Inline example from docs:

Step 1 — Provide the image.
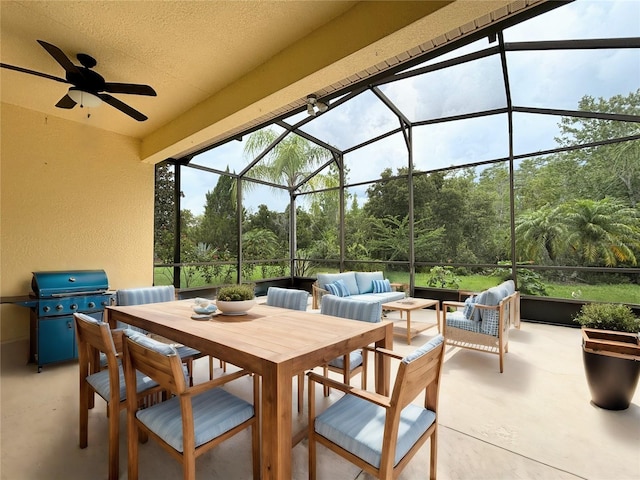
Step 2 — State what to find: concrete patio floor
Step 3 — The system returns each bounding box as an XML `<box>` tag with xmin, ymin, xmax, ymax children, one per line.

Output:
<box><xmin>1</xmin><ymin>305</ymin><xmax>639</xmax><ymax>480</ymax></box>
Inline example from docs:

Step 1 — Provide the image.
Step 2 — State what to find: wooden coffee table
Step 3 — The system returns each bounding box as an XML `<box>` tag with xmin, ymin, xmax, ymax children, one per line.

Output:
<box><xmin>382</xmin><ymin>297</ymin><xmax>440</xmax><ymax>345</ymax></box>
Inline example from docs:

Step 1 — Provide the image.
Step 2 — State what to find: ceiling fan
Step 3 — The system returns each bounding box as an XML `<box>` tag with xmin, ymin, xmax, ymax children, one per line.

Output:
<box><xmin>0</xmin><ymin>40</ymin><xmax>156</xmax><ymax>121</ymax></box>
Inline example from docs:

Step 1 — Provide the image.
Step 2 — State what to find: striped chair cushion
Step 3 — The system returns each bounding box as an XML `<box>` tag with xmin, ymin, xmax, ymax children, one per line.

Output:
<box><xmin>115</xmin><ymin>286</ymin><xmax>176</xmax><ymax>333</ymax></box>
<box><xmin>328</xmin><ymin>350</ymin><xmax>363</xmax><ymax>370</ymax></box>
<box><xmin>266</xmin><ymin>287</ymin><xmax>309</xmax><ymax>311</ymax></box>
<box><xmin>403</xmin><ymin>334</ymin><xmax>444</xmax><ymax>364</ymax></box>
<box><xmin>320</xmin><ymin>296</ymin><xmax>382</xmax><ymax>324</ymax></box>
<box><xmin>118</xmin><ymin>289</ymin><xmax>203</xmax><ymax>363</ymax></box>
<box><xmin>136</xmin><ymin>387</ymin><xmax>254</xmax><ymax>453</ymax></box>
<box><xmin>87</xmin><ymin>365</ymin><xmax>158</xmax><ymax>403</ymax></box>
<box><xmin>116</xmin><ymin>286</ymin><xmax>175</xmax><ymax>306</ymax></box>
<box><xmin>125</xmin><ymin>330</ymin><xmax>178</xmax><ymax>356</ymax></box>
<box><xmin>321</xmin><ymin>296</ymin><xmax>382</xmax><ymax>375</ymax></box>
<box><xmin>315</xmin><ymin>394</ymin><xmax>436</xmax><ymax>468</ymax></box>
<box><xmin>445</xmin><ymin>312</ymin><xmax>483</xmax><ymax>334</ymax></box>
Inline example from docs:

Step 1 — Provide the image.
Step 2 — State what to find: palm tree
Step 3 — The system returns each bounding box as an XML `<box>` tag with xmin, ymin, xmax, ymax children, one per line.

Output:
<box><xmin>515</xmin><ymin>205</ymin><xmax>567</xmax><ymax>264</ymax></box>
<box><xmin>564</xmin><ymin>198</ymin><xmax>640</xmax><ymax>266</ymax></box>
<box><xmin>243</xmin><ymin>128</ymin><xmax>333</xmax><ymax>191</ymax></box>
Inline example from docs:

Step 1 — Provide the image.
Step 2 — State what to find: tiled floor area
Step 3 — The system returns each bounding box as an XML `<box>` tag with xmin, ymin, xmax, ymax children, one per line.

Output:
<box><xmin>1</xmin><ymin>306</ymin><xmax>639</xmax><ymax>480</ymax></box>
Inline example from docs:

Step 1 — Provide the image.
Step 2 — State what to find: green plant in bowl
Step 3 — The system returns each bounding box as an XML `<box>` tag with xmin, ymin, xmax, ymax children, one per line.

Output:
<box><xmin>217</xmin><ymin>284</ymin><xmax>255</xmax><ymax>301</ymax></box>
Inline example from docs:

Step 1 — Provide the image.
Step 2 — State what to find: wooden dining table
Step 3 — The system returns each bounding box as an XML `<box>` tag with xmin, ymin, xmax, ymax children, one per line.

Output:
<box><xmin>106</xmin><ymin>300</ymin><xmax>393</xmax><ymax>480</ymax></box>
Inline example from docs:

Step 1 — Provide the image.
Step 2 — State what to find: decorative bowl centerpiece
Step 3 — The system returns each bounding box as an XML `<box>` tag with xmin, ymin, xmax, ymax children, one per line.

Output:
<box><xmin>191</xmin><ymin>298</ymin><xmax>218</xmax><ymax>315</ymax></box>
<box><xmin>216</xmin><ymin>284</ymin><xmax>256</xmax><ymax>316</ymax></box>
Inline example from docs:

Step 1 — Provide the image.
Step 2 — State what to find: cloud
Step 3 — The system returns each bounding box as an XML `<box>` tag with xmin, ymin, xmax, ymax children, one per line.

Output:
<box><xmin>181</xmin><ymin>0</ymin><xmax>638</xmax><ymax>216</ymax></box>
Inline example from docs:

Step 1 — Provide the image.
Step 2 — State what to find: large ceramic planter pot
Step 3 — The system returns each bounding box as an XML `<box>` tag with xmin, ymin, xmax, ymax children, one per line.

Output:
<box><xmin>582</xmin><ymin>328</ymin><xmax>640</xmax><ymax>410</ymax></box>
<box><xmin>216</xmin><ymin>299</ymin><xmax>256</xmax><ymax>316</ymax></box>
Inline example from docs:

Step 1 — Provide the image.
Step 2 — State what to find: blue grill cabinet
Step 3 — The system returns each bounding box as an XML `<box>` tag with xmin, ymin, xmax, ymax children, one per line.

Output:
<box><xmin>27</xmin><ymin>270</ymin><xmax>113</xmax><ymax>372</ymax></box>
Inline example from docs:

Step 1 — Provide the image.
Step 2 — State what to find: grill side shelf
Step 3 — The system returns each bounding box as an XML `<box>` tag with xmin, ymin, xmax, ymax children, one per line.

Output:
<box><xmin>0</xmin><ymin>296</ymin><xmax>38</xmax><ymax>308</ymax></box>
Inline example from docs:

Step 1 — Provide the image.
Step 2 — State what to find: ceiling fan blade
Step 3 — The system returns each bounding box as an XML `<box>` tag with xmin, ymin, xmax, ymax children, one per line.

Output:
<box><xmin>98</xmin><ymin>93</ymin><xmax>148</xmax><ymax>121</ymax></box>
<box><xmin>37</xmin><ymin>40</ymin><xmax>80</xmax><ymax>75</ymax></box>
<box><xmin>0</xmin><ymin>63</ymin><xmax>69</xmax><ymax>84</ymax></box>
<box><xmin>104</xmin><ymin>82</ymin><xmax>157</xmax><ymax>96</ymax></box>
<box><xmin>55</xmin><ymin>94</ymin><xmax>77</xmax><ymax>109</ymax></box>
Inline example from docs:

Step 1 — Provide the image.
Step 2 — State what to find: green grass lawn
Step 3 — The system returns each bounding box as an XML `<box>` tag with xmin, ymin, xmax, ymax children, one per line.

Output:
<box><xmin>155</xmin><ymin>267</ymin><xmax>639</xmax><ymax>304</ymax></box>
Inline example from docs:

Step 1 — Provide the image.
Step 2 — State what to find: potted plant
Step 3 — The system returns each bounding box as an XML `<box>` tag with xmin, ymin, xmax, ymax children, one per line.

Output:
<box><xmin>575</xmin><ymin>303</ymin><xmax>640</xmax><ymax>410</ymax></box>
<box><xmin>216</xmin><ymin>284</ymin><xmax>256</xmax><ymax>315</ymax></box>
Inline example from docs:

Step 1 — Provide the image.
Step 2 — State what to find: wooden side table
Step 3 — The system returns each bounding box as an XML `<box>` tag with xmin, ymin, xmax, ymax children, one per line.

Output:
<box><xmin>381</xmin><ymin>297</ymin><xmax>440</xmax><ymax>345</ymax></box>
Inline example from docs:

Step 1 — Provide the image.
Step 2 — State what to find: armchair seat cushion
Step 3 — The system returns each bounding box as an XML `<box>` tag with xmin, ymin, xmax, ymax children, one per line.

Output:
<box><xmin>445</xmin><ymin>311</ymin><xmax>483</xmax><ymax>334</ymax></box>
<box><xmin>328</xmin><ymin>350</ymin><xmax>363</xmax><ymax>370</ymax></box>
<box><xmin>315</xmin><ymin>393</ymin><xmax>436</xmax><ymax>469</ymax></box>
<box><xmin>87</xmin><ymin>365</ymin><xmax>158</xmax><ymax>402</ymax></box>
<box><xmin>136</xmin><ymin>386</ymin><xmax>254</xmax><ymax>453</ymax></box>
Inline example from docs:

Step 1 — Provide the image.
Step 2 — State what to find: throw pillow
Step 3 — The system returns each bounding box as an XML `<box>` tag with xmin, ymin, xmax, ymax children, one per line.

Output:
<box><xmin>462</xmin><ymin>296</ymin><xmax>477</xmax><ymax>320</ymax></box>
<box><xmin>372</xmin><ymin>279</ymin><xmax>392</xmax><ymax>293</ymax></box>
<box><xmin>325</xmin><ymin>283</ymin><xmax>340</xmax><ymax>296</ymax></box>
<box><xmin>326</xmin><ymin>280</ymin><xmax>350</xmax><ymax>297</ymax></box>
<box><xmin>334</xmin><ymin>279</ymin><xmax>351</xmax><ymax>297</ymax></box>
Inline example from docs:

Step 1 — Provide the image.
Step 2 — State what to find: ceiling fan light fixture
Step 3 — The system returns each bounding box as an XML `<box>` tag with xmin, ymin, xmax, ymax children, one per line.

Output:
<box><xmin>68</xmin><ymin>87</ymin><xmax>102</xmax><ymax>107</ymax></box>
<box><xmin>306</xmin><ymin>103</ymin><xmax>316</xmax><ymax>116</ymax></box>
<box><xmin>306</xmin><ymin>94</ymin><xmax>328</xmax><ymax>116</ymax></box>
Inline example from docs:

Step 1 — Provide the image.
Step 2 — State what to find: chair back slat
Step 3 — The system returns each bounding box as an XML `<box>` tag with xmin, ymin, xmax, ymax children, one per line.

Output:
<box><xmin>74</xmin><ymin>313</ymin><xmax>119</xmax><ymax>372</ymax></box>
<box><xmin>124</xmin><ymin>334</ymin><xmax>187</xmax><ymax>395</ymax></box>
<box><xmin>390</xmin><ymin>336</ymin><xmax>445</xmax><ymax>412</ymax></box>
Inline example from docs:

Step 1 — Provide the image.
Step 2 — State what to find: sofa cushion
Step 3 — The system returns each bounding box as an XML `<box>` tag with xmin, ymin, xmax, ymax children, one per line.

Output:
<box><xmin>317</xmin><ymin>272</ymin><xmax>359</xmax><ymax>296</ymax></box>
<box><xmin>372</xmin><ymin>279</ymin><xmax>392</xmax><ymax>293</ymax></box>
<box><xmin>355</xmin><ymin>292</ymin><xmax>404</xmax><ymax>304</ymax></box>
<box><xmin>354</xmin><ymin>271</ymin><xmax>384</xmax><ymax>294</ymax></box>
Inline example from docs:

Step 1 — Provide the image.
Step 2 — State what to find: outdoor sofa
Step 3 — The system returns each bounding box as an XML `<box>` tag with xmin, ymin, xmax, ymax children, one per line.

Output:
<box><xmin>312</xmin><ymin>271</ymin><xmax>404</xmax><ymax>309</ymax></box>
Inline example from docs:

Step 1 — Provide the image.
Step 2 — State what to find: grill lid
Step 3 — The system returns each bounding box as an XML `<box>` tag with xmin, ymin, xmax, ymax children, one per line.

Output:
<box><xmin>31</xmin><ymin>270</ymin><xmax>109</xmax><ymax>298</ymax></box>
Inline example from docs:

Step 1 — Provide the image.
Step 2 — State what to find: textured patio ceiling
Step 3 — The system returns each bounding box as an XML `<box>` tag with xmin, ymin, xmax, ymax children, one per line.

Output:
<box><xmin>0</xmin><ymin>0</ymin><xmax>554</xmax><ymax>163</ymax></box>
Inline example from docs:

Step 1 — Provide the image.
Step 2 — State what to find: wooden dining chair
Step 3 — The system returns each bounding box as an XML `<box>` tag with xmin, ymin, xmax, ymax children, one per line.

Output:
<box><xmin>123</xmin><ymin>330</ymin><xmax>260</xmax><ymax>480</ymax></box>
<box><xmin>74</xmin><ymin>312</ymin><xmax>164</xmax><ymax>480</ymax></box>
<box><xmin>308</xmin><ymin>334</ymin><xmax>445</xmax><ymax>480</ymax></box>
<box><xmin>265</xmin><ymin>286</ymin><xmax>310</xmax><ymax>412</ymax></box>
<box><xmin>319</xmin><ymin>295</ymin><xmax>383</xmax><ymax>396</ymax></box>
<box><xmin>116</xmin><ymin>286</ymin><xmax>209</xmax><ymax>385</ymax></box>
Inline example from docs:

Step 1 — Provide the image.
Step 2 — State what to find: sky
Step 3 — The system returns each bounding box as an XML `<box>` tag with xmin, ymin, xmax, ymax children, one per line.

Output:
<box><xmin>181</xmin><ymin>0</ymin><xmax>640</xmax><ymax>217</ymax></box>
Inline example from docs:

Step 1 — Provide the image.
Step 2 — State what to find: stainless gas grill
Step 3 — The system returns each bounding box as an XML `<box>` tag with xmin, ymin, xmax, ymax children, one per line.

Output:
<box><xmin>26</xmin><ymin>270</ymin><xmax>113</xmax><ymax>372</ymax></box>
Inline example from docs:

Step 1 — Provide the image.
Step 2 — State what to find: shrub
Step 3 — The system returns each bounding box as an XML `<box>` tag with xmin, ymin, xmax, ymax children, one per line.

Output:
<box><xmin>574</xmin><ymin>303</ymin><xmax>640</xmax><ymax>333</ymax></box>
<box><xmin>426</xmin><ymin>266</ymin><xmax>460</xmax><ymax>289</ymax></box>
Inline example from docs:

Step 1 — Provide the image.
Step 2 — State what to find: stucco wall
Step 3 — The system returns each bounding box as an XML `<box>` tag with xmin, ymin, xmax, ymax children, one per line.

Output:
<box><xmin>0</xmin><ymin>104</ymin><xmax>155</xmax><ymax>342</ymax></box>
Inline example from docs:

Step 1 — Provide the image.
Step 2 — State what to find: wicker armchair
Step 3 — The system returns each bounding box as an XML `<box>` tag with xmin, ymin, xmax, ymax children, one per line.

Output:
<box><xmin>442</xmin><ymin>280</ymin><xmax>520</xmax><ymax>373</ymax></box>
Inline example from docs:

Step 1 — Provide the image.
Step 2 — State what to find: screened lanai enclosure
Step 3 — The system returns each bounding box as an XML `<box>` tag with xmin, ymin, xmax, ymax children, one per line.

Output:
<box><xmin>154</xmin><ymin>0</ymin><xmax>640</xmax><ymax>322</ymax></box>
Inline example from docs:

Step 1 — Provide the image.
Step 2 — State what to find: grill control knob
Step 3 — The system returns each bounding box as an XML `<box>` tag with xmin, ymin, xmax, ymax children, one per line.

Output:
<box><xmin>43</xmin><ymin>306</ymin><xmax>50</xmax><ymax>313</ymax></box>
<box><xmin>55</xmin><ymin>304</ymin><xmax>63</xmax><ymax>311</ymax></box>
<box><xmin>88</xmin><ymin>302</ymin><xmax>96</xmax><ymax>309</ymax></box>
<box><xmin>70</xmin><ymin>304</ymin><xmax>78</xmax><ymax>310</ymax></box>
